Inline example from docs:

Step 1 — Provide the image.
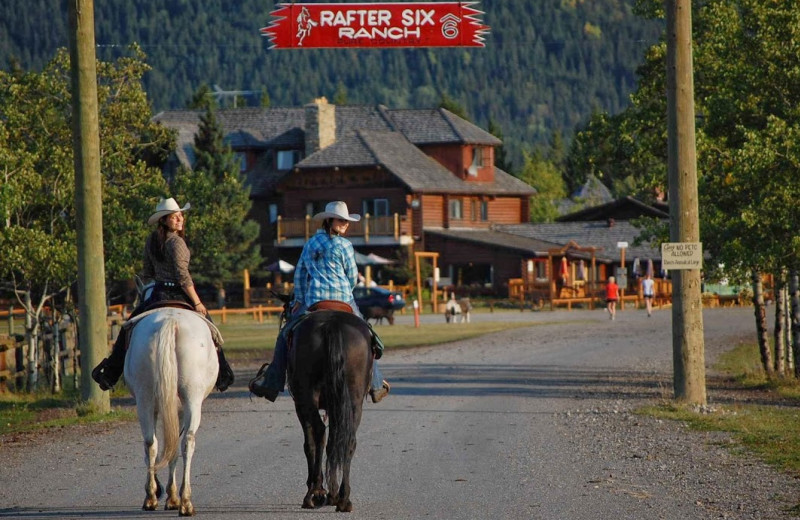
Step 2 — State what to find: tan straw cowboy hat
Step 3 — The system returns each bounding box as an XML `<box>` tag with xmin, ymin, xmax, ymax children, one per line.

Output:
<box><xmin>312</xmin><ymin>201</ymin><xmax>361</xmax><ymax>222</ymax></box>
<box><xmin>148</xmin><ymin>197</ymin><xmax>191</xmax><ymax>225</ymax></box>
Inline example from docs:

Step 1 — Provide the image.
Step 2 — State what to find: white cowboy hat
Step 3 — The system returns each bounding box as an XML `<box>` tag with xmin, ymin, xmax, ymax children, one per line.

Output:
<box><xmin>148</xmin><ymin>197</ymin><xmax>191</xmax><ymax>225</ymax></box>
<box><xmin>312</xmin><ymin>201</ymin><xmax>361</xmax><ymax>222</ymax></box>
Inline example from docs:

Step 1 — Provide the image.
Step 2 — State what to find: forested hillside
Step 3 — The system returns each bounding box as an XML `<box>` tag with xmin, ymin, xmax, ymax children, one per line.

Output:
<box><xmin>0</xmin><ymin>0</ymin><xmax>662</xmax><ymax>171</ymax></box>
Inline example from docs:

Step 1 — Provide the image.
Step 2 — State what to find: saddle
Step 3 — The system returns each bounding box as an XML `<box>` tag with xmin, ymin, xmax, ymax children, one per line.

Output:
<box><xmin>308</xmin><ymin>300</ymin><xmax>354</xmax><ymax>313</ymax></box>
<box><xmin>143</xmin><ymin>299</ymin><xmax>195</xmax><ymax>313</ymax></box>
<box><xmin>285</xmin><ymin>300</ymin><xmax>383</xmax><ymax>359</ymax></box>
<box><xmin>123</xmin><ymin>304</ymin><xmax>224</xmax><ymax>346</ymax></box>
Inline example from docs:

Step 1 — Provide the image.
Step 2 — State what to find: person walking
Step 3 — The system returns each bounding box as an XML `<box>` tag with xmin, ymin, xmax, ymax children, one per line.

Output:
<box><xmin>642</xmin><ymin>273</ymin><xmax>655</xmax><ymax>317</ymax></box>
<box><xmin>605</xmin><ymin>275</ymin><xmax>620</xmax><ymax>320</ymax></box>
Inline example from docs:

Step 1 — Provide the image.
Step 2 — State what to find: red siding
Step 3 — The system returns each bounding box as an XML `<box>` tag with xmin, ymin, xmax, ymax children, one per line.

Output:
<box><xmin>420</xmin><ymin>144</ymin><xmax>495</xmax><ymax>182</ymax></box>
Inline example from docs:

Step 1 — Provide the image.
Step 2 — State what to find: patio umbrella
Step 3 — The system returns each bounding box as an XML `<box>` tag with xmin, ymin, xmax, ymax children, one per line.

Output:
<box><xmin>266</xmin><ymin>259</ymin><xmax>295</xmax><ymax>273</ymax></box>
<box><xmin>560</xmin><ymin>256</ymin><xmax>569</xmax><ymax>281</ymax></box>
<box><xmin>353</xmin><ymin>252</ymin><xmax>372</xmax><ymax>266</ymax></box>
<box><xmin>646</xmin><ymin>258</ymin><xmax>654</xmax><ymax>278</ymax></box>
<box><xmin>632</xmin><ymin>257</ymin><xmax>641</xmax><ymax>277</ymax></box>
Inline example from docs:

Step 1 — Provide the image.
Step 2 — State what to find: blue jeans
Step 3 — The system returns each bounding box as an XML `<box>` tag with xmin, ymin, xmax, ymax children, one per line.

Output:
<box><xmin>264</xmin><ymin>304</ymin><xmax>386</xmax><ymax>394</ymax></box>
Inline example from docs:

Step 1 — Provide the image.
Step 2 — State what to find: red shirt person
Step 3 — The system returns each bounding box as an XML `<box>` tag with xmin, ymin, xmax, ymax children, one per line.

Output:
<box><xmin>606</xmin><ymin>276</ymin><xmax>620</xmax><ymax>320</ymax></box>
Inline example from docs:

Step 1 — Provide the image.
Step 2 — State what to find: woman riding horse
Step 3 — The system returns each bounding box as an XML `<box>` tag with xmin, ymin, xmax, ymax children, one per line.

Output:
<box><xmin>91</xmin><ymin>197</ymin><xmax>234</xmax><ymax>392</ymax></box>
<box><xmin>249</xmin><ymin>201</ymin><xmax>390</xmax><ymax>403</ymax></box>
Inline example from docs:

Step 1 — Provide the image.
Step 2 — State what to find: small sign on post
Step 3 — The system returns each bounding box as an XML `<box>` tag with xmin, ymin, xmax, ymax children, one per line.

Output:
<box><xmin>661</xmin><ymin>242</ymin><xmax>703</xmax><ymax>270</ymax></box>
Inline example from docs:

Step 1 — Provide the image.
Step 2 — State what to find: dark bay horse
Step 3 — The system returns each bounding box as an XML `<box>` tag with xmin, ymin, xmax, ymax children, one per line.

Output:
<box><xmin>282</xmin><ymin>301</ymin><xmax>373</xmax><ymax>512</ymax></box>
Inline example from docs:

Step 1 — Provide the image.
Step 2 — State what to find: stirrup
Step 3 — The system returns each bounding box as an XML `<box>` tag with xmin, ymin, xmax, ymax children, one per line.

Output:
<box><xmin>249</xmin><ymin>363</ymin><xmax>279</xmax><ymax>402</ymax></box>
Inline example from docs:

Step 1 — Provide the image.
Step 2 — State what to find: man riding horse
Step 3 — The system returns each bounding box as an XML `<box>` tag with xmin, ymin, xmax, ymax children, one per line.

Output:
<box><xmin>249</xmin><ymin>201</ymin><xmax>390</xmax><ymax>403</ymax></box>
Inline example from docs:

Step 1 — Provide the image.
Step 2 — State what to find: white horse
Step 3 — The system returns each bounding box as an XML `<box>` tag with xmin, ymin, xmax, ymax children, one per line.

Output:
<box><xmin>124</xmin><ymin>307</ymin><xmax>218</xmax><ymax>516</ymax></box>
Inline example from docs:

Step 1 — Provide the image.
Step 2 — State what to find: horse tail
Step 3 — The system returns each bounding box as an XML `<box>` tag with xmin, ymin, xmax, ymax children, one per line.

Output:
<box><xmin>323</xmin><ymin>320</ymin><xmax>355</xmax><ymax>480</ymax></box>
<box><xmin>154</xmin><ymin>316</ymin><xmax>180</xmax><ymax>469</ymax></box>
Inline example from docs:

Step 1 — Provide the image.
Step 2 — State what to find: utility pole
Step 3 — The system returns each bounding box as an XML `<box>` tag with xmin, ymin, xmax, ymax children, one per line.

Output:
<box><xmin>68</xmin><ymin>0</ymin><xmax>109</xmax><ymax>412</ymax></box>
<box><xmin>665</xmin><ymin>0</ymin><xmax>706</xmax><ymax>405</ymax></box>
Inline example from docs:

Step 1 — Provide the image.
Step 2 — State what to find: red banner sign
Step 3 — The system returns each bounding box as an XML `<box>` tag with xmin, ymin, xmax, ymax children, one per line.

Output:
<box><xmin>262</xmin><ymin>2</ymin><xmax>489</xmax><ymax>49</ymax></box>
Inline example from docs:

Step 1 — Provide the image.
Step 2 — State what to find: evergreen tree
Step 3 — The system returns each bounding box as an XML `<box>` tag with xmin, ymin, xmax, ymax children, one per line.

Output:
<box><xmin>488</xmin><ymin>119</ymin><xmax>514</xmax><ymax>174</ymax></box>
<box><xmin>259</xmin><ymin>87</ymin><xmax>271</xmax><ymax>108</ymax></box>
<box><xmin>171</xmin><ymin>106</ymin><xmax>261</xmax><ymax>295</ymax></box>
<box><xmin>439</xmin><ymin>93</ymin><xmax>468</xmax><ymax>120</ymax></box>
<box><xmin>187</xmin><ymin>83</ymin><xmax>217</xmax><ymax>110</ymax></box>
<box><xmin>333</xmin><ymin>81</ymin><xmax>348</xmax><ymax>105</ymax></box>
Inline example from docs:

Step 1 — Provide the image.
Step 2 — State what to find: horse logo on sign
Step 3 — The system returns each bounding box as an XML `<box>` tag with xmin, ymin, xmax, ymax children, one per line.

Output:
<box><xmin>296</xmin><ymin>6</ymin><xmax>318</xmax><ymax>46</ymax></box>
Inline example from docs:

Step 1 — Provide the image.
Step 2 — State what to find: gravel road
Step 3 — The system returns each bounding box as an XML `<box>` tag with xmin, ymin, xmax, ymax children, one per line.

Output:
<box><xmin>1</xmin><ymin>306</ymin><xmax>797</xmax><ymax>520</ymax></box>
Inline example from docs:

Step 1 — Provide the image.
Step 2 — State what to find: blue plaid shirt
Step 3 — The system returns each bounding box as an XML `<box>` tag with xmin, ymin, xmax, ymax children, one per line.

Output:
<box><xmin>293</xmin><ymin>229</ymin><xmax>358</xmax><ymax>311</ymax></box>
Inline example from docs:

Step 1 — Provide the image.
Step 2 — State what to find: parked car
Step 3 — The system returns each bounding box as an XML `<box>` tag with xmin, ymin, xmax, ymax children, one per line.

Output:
<box><xmin>353</xmin><ymin>286</ymin><xmax>406</xmax><ymax>325</ymax></box>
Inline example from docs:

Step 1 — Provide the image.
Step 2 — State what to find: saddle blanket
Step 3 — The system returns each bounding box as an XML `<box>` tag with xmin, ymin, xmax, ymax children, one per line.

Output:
<box><xmin>123</xmin><ymin>307</ymin><xmax>224</xmax><ymax>346</ymax></box>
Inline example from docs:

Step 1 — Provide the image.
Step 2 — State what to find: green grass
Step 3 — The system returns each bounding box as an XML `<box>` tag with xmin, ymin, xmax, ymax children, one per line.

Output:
<box><xmin>216</xmin><ymin>312</ymin><xmax>542</xmax><ymax>364</ymax></box>
<box><xmin>639</xmin><ymin>402</ymin><xmax>800</xmax><ymax>476</ymax></box>
<box><xmin>1</xmin><ymin>315</ymin><xmax>541</xmax><ymax>434</ymax></box>
<box><xmin>0</xmin><ymin>385</ymin><xmax>135</xmax><ymax>437</ymax></box>
<box><xmin>639</xmin><ymin>340</ymin><xmax>800</xmax><ymax>478</ymax></box>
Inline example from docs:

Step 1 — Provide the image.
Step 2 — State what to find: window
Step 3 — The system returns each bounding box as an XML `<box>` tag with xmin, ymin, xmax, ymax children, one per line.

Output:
<box><xmin>449</xmin><ymin>199</ymin><xmax>463</xmax><ymax>219</ymax></box>
<box><xmin>535</xmin><ymin>261</ymin><xmax>547</xmax><ymax>281</ymax></box>
<box><xmin>269</xmin><ymin>203</ymin><xmax>278</xmax><ymax>224</ymax></box>
<box><xmin>468</xmin><ymin>146</ymin><xmax>484</xmax><ymax>176</ymax></box>
<box><xmin>234</xmin><ymin>152</ymin><xmax>247</xmax><ymax>172</ymax></box>
<box><xmin>362</xmin><ymin>198</ymin><xmax>389</xmax><ymax>217</ymax></box>
<box><xmin>471</xmin><ymin>200</ymin><xmax>489</xmax><ymax>221</ymax></box>
<box><xmin>277</xmin><ymin>150</ymin><xmax>301</xmax><ymax>170</ymax></box>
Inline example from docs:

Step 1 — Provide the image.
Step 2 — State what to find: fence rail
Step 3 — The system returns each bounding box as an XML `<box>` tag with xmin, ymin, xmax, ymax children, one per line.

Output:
<box><xmin>0</xmin><ymin>302</ymin><xmax>288</xmax><ymax>393</ymax></box>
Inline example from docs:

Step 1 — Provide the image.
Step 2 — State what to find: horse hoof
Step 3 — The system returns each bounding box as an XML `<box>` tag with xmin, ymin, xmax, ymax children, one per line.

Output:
<box><xmin>179</xmin><ymin>503</ymin><xmax>195</xmax><ymax>516</ymax></box>
<box><xmin>142</xmin><ymin>498</ymin><xmax>158</xmax><ymax>511</ymax></box>
<box><xmin>336</xmin><ymin>500</ymin><xmax>353</xmax><ymax>512</ymax></box>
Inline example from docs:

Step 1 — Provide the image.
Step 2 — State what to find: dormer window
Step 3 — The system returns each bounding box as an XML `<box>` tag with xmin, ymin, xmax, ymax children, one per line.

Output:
<box><xmin>468</xmin><ymin>146</ymin><xmax>484</xmax><ymax>176</ymax></box>
<box><xmin>234</xmin><ymin>152</ymin><xmax>247</xmax><ymax>172</ymax></box>
<box><xmin>277</xmin><ymin>149</ymin><xmax>301</xmax><ymax>170</ymax></box>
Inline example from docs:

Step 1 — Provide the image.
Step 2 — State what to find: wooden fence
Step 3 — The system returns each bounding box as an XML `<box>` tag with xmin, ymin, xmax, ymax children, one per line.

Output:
<box><xmin>0</xmin><ymin>312</ymin><xmax>124</xmax><ymax>393</ymax></box>
<box><xmin>0</xmin><ymin>302</ymin><xmax>287</xmax><ymax>392</ymax></box>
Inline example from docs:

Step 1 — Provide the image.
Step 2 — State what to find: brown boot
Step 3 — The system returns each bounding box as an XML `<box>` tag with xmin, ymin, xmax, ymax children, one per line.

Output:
<box><xmin>369</xmin><ymin>380</ymin><xmax>391</xmax><ymax>403</ymax></box>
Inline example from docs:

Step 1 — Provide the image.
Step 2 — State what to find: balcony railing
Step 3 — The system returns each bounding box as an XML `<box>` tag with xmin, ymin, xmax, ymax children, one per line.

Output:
<box><xmin>276</xmin><ymin>213</ymin><xmax>402</xmax><ymax>243</ymax></box>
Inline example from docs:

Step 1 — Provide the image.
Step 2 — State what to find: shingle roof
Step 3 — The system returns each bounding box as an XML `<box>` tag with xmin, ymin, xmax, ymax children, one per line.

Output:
<box><xmin>386</xmin><ymin>108</ymin><xmax>502</xmax><ymax>145</ymax></box>
<box><xmin>496</xmin><ymin>220</ymin><xmax>663</xmax><ymax>262</ymax></box>
<box><xmin>153</xmin><ymin>105</ymin><xmax>503</xmax><ymax>158</ymax></box>
<box><xmin>425</xmin><ymin>229</ymin><xmax>562</xmax><ymax>257</ymax></box>
<box><xmin>557</xmin><ymin>196</ymin><xmax>669</xmax><ymax>222</ymax></box>
<box><xmin>154</xmin><ymin>104</ymin><xmax>525</xmax><ymax>197</ymax></box>
<box><xmin>297</xmin><ymin>130</ymin><xmax>534</xmax><ymax>196</ymax></box>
